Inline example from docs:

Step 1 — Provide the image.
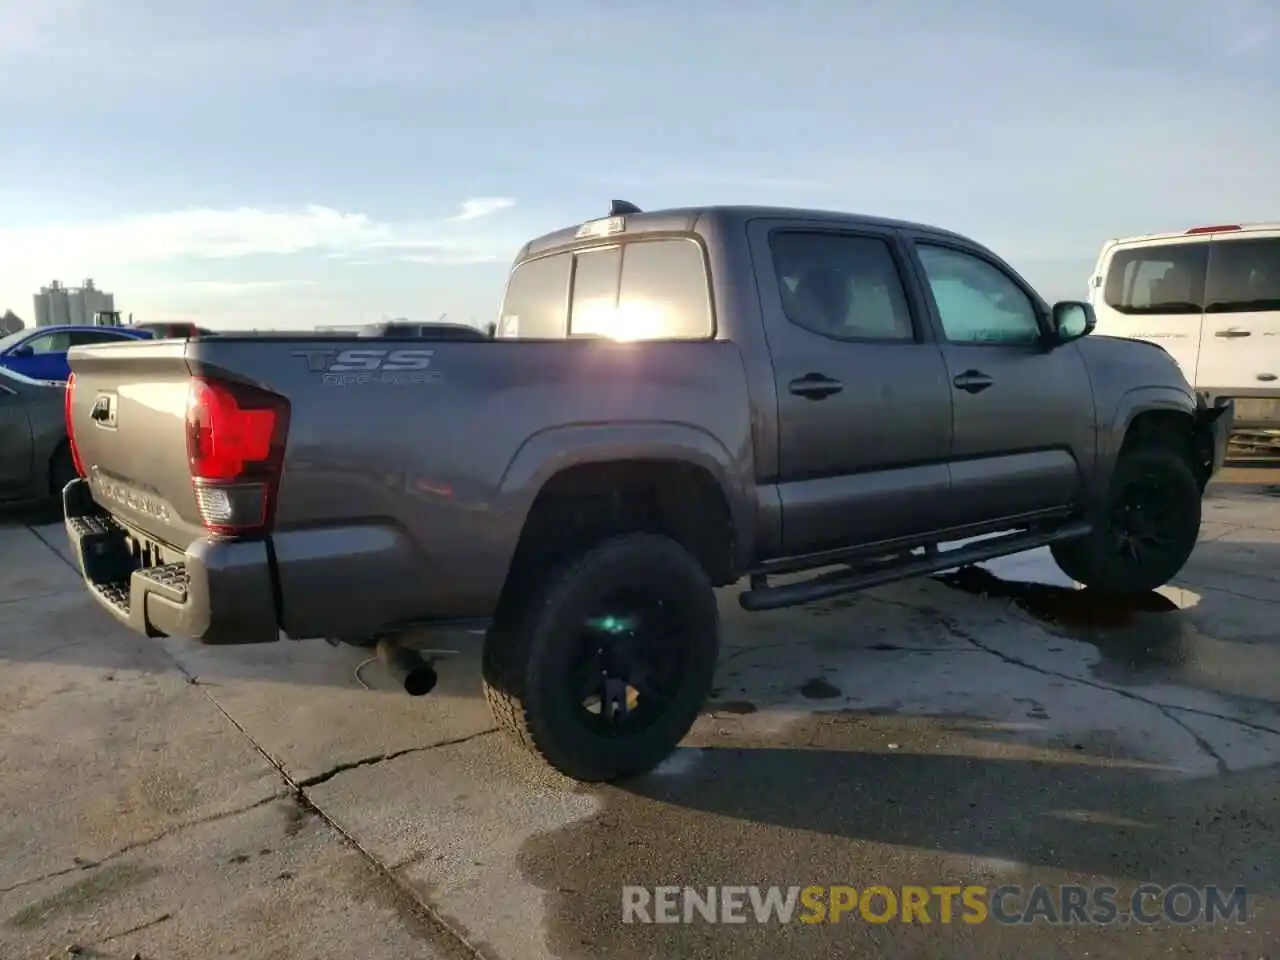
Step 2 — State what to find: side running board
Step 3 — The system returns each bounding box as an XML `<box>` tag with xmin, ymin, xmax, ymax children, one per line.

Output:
<box><xmin>739</xmin><ymin>521</ymin><xmax>1092</xmax><ymax>612</ymax></box>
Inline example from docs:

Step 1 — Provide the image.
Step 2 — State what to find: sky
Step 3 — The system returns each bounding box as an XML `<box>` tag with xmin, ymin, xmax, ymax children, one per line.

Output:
<box><xmin>1</xmin><ymin>0</ymin><xmax>1277</xmax><ymax>330</ymax></box>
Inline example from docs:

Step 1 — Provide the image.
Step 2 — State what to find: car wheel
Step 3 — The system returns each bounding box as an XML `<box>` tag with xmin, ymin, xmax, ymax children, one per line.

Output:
<box><xmin>482</xmin><ymin>533</ymin><xmax>719</xmax><ymax>783</ymax></box>
<box><xmin>1050</xmin><ymin>445</ymin><xmax>1202</xmax><ymax>595</ymax></box>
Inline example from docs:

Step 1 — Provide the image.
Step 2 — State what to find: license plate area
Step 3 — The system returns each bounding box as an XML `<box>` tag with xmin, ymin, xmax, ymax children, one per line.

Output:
<box><xmin>124</xmin><ymin>532</ymin><xmax>168</xmax><ymax>570</ymax></box>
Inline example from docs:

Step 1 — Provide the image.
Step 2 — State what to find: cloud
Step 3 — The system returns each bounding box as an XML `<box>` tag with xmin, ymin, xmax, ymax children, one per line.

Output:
<box><xmin>0</xmin><ymin>198</ymin><xmax>520</xmax><ymax>278</ymax></box>
<box><xmin>450</xmin><ymin>197</ymin><xmax>516</xmax><ymax>221</ymax></box>
<box><xmin>143</xmin><ymin>279</ymin><xmax>317</xmax><ymax>297</ymax></box>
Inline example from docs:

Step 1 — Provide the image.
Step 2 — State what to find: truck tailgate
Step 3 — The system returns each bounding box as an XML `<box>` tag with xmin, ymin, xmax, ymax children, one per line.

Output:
<box><xmin>67</xmin><ymin>339</ymin><xmax>209</xmax><ymax>551</ymax></box>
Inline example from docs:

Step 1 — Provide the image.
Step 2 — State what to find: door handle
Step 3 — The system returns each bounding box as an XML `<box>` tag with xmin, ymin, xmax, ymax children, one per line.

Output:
<box><xmin>1215</xmin><ymin>329</ymin><xmax>1251</xmax><ymax>338</ymax></box>
<box><xmin>952</xmin><ymin>370</ymin><xmax>994</xmax><ymax>394</ymax></box>
<box><xmin>788</xmin><ymin>373</ymin><xmax>843</xmax><ymax>399</ymax></box>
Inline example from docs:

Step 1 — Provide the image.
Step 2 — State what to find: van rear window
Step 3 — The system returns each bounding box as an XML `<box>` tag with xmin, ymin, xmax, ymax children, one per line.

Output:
<box><xmin>1103</xmin><ymin>242</ymin><xmax>1207</xmax><ymax>314</ymax></box>
<box><xmin>498</xmin><ymin>238</ymin><xmax>713</xmax><ymax>340</ymax></box>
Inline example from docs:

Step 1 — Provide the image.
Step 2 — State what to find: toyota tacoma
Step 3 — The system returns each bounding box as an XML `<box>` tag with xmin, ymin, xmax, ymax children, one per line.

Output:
<box><xmin>61</xmin><ymin>201</ymin><xmax>1233</xmax><ymax>782</ymax></box>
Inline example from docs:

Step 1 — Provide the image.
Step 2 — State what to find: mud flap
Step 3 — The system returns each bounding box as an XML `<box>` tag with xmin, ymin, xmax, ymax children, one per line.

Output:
<box><xmin>1193</xmin><ymin>399</ymin><xmax>1234</xmax><ymax>489</ymax></box>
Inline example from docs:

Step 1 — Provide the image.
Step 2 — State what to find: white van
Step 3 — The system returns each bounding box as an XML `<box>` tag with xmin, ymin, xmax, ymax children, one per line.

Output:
<box><xmin>1089</xmin><ymin>223</ymin><xmax>1280</xmax><ymax>439</ymax></box>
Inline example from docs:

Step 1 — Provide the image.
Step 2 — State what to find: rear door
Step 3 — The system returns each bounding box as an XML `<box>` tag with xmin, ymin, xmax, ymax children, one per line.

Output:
<box><xmin>1091</xmin><ymin>238</ymin><xmax>1209</xmax><ymax>385</ymax></box>
<box><xmin>747</xmin><ymin>220</ymin><xmax>954</xmax><ymax>554</ymax></box>
<box><xmin>903</xmin><ymin>235</ymin><xmax>1096</xmax><ymax>527</ymax></box>
<box><xmin>1197</xmin><ymin>231</ymin><xmax>1280</xmax><ymax>425</ymax></box>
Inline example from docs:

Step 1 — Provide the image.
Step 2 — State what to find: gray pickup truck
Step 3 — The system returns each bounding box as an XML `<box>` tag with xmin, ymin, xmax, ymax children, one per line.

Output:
<box><xmin>62</xmin><ymin>202</ymin><xmax>1233</xmax><ymax>783</ymax></box>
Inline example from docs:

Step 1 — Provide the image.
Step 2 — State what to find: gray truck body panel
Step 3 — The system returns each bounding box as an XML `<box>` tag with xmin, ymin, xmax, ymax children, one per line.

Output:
<box><xmin>62</xmin><ymin>205</ymin><xmax>1231</xmax><ymax>645</ymax></box>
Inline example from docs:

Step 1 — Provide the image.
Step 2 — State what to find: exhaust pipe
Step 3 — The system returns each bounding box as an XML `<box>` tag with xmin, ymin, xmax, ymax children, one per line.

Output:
<box><xmin>375</xmin><ymin>636</ymin><xmax>438</xmax><ymax>696</ymax></box>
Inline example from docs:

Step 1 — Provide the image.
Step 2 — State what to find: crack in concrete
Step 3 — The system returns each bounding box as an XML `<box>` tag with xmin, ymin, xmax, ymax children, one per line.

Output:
<box><xmin>185</xmin><ymin>674</ymin><xmax>494</xmax><ymax>960</ymax></box>
<box><xmin>937</xmin><ymin>615</ymin><xmax>1280</xmax><ymax>740</ymax></box>
<box><xmin>0</xmin><ymin>792</ymin><xmax>288</xmax><ymax>896</ymax></box>
<box><xmin>296</xmin><ymin>730</ymin><xmax>500</xmax><ymax>789</ymax></box>
<box><xmin>1156</xmin><ymin>705</ymin><xmax>1231</xmax><ymax>776</ymax></box>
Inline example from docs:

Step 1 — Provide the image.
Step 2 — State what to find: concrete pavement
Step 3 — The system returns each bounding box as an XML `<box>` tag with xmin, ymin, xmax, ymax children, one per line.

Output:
<box><xmin>2</xmin><ymin>481</ymin><xmax>1277</xmax><ymax>958</ymax></box>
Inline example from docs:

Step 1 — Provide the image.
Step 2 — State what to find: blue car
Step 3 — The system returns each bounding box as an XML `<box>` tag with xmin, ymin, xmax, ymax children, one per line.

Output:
<box><xmin>0</xmin><ymin>324</ymin><xmax>153</xmax><ymax>382</ymax></box>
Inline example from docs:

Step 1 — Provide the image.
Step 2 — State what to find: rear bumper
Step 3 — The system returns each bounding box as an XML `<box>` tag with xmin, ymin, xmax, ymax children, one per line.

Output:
<box><xmin>63</xmin><ymin>478</ymin><xmax>280</xmax><ymax>644</ymax></box>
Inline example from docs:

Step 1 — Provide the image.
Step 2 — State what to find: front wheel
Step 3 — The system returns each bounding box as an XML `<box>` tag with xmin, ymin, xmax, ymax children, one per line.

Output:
<box><xmin>1051</xmin><ymin>445</ymin><xmax>1202</xmax><ymax>595</ymax></box>
<box><xmin>482</xmin><ymin>533</ymin><xmax>720</xmax><ymax>783</ymax></box>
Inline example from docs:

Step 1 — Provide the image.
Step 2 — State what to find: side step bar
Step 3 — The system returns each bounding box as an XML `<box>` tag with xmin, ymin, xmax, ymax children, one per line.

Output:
<box><xmin>739</xmin><ymin>521</ymin><xmax>1092</xmax><ymax>612</ymax></box>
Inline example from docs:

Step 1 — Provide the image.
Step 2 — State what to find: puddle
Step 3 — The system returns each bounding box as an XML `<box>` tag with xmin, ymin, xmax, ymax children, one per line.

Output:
<box><xmin>935</xmin><ymin>564</ymin><xmax>1198</xmax><ymax>678</ymax></box>
<box><xmin>936</xmin><ymin>565</ymin><xmax>1179</xmax><ymax>628</ymax></box>
<box><xmin>800</xmin><ymin>677</ymin><xmax>842</xmax><ymax>700</ymax></box>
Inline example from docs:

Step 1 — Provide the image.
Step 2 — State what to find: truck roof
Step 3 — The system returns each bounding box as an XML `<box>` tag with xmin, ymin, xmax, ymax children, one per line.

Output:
<box><xmin>515</xmin><ymin>204</ymin><xmax>972</xmax><ymax>262</ymax></box>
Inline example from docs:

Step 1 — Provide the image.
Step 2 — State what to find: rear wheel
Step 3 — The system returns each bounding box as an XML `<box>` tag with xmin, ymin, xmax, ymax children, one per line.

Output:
<box><xmin>1051</xmin><ymin>445</ymin><xmax>1202</xmax><ymax>595</ymax></box>
<box><xmin>482</xmin><ymin>533</ymin><xmax>719</xmax><ymax>782</ymax></box>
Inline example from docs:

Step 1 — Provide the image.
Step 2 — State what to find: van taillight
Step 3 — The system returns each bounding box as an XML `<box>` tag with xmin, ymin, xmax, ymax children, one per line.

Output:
<box><xmin>64</xmin><ymin>373</ymin><xmax>86</xmax><ymax>477</ymax></box>
<box><xmin>186</xmin><ymin>377</ymin><xmax>290</xmax><ymax>536</ymax></box>
<box><xmin>1186</xmin><ymin>224</ymin><xmax>1241</xmax><ymax>234</ymax></box>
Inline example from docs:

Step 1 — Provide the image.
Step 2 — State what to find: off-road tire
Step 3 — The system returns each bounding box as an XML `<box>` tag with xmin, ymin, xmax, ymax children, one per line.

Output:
<box><xmin>1050</xmin><ymin>445</ymin><xmax>1201</xmax><ymax>595</ymax></box>
<box><xmin>482</xmin><ymin>533</ymin><xmax>719</xmax><ymax>782</ymax></box>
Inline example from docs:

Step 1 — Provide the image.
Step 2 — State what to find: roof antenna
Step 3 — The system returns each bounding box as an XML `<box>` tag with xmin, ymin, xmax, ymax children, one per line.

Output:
<box><xmin>609</xmin><ymin>199</ymin><xmax>642</xmax><ymax>216</ymax></box>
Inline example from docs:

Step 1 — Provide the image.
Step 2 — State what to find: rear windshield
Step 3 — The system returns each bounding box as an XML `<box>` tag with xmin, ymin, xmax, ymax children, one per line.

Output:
<box><xmin>497</xmin><ymin>237</ymin><xmax>713</xmax><ymax>340</ymax></box>
<box><xmin>1102</xmin><ymin>235</ymin><xmax>1280</xmax><ymax>315</ymax></box>
<box><xmin>1102</xmin><ymin>242</ymin><xmax>1207</xmax><ymax>314</ymax></box>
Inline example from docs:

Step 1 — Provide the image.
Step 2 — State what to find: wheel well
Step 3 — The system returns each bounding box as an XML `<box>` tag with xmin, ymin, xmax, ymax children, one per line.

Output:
<box><xmin>496</xmin><ymin>459</ymin><xmax>737</xmax><ymax>619</ymax></box>
<box><xmin>1120</xmin><ymin>409</ymin><xmax>1209</xmax><ymax>487</ymax></box>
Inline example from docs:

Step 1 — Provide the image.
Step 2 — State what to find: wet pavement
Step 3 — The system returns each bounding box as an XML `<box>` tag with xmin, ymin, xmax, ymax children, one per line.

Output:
<box><xmin>1</xmin><ymin>478</ymin><xmax>1278</xmax><ymax>958</ymax></box>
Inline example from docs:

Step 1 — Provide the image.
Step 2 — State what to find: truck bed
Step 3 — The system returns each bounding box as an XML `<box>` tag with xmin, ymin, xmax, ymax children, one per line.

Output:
<box><xmin>63</xmin><ymin>334</ymin><xmax>755</xmax><ymax>642</ymax></box>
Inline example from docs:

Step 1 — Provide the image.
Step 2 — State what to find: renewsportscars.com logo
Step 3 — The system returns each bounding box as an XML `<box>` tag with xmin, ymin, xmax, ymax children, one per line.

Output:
<box><xmin>621</xmin><ymin>884</ymin><xmax>1249</xmax><ymax>926</ymax></box>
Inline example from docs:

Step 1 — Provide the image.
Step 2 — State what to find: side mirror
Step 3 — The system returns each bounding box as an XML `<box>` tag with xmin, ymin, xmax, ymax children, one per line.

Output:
<box><xmin>10</xmin><ymin>344</ymin><xmax>33</xmax><ymax>358</ymax></box>
<box><xmin>1050</xmin><ymin>301</ymin><xmax>1095</xmax><ymax>344</ymax></box>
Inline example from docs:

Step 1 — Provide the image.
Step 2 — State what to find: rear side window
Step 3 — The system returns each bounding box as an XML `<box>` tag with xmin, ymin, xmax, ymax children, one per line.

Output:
<box><xmin>1103</xmin><ymin>243</ymin><xmax>1207</xmax><ymax>315</ymax></box>
<box><xmin>615</xmin><ymin>239</ymin><xmax>713</xmax><ymax>339</ymax></box>
<box><xmin>500</xmin><ymin>238</ymin><xmax>713</xmax><ymax>340</ymax></box>
<box><xmin>1205</xmin><ymin>237</ymin><xmax>1280</xmax><ymax>313</ymax></box>
<box><xmin>770</xmin><ymin>231</ymin><xmax>915</xmax><ymax>341</ymax></box>
<box><xmin>498</xmin><ymin>252</ymin><xmax>571</xmax><ymax>338</ymax></box>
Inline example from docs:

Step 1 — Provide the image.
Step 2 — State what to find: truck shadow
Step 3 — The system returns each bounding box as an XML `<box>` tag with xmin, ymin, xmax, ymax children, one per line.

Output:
<box><xmin>520</xmin><ymin>732</ymin><xmax>1279</xmax><ymax>960</ymax></box>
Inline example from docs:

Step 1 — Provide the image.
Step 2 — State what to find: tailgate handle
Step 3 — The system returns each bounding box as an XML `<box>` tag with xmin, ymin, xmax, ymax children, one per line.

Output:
<box><xmin>1215</xmin><ymin>329</ymin><xmax>1251</xmax><ymax>338</ymax></box>
<box><xmin>90</xmin><ymin>397</ymin><xmax>112</xmax><ymax>422</ymax></box>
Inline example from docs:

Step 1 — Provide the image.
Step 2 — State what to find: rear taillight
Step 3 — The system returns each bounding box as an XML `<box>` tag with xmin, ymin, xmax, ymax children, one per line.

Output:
<box><xmin>1185</xmin><ymin>224</ymin><xmax>1241</xmax><ymax>235</ymax></box>
<box><xmin>64</xmin><ymin>373</ymin><xmax>86</xmax><ymax>478</ymax></box>
<box><xmin>186</xmin><ymin>377</ymin><xmax>290</xmax><ymax>536</ymax></box>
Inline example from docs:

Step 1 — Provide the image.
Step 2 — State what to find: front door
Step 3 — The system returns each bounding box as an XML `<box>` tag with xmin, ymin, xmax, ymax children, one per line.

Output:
<box><xmin>7</xmin><ymin>331</ymin><xmax>71</xmax><ymax>381</ymax></box>
<box><xmin>749</xmin><ymin>221</ymin><xmax>954</xmax><ymax>555</ymax></box>
<box><xmin>905</xmin><ymin>238</ymin><xmax>1096</xmax><ymax>528</ymax></box>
